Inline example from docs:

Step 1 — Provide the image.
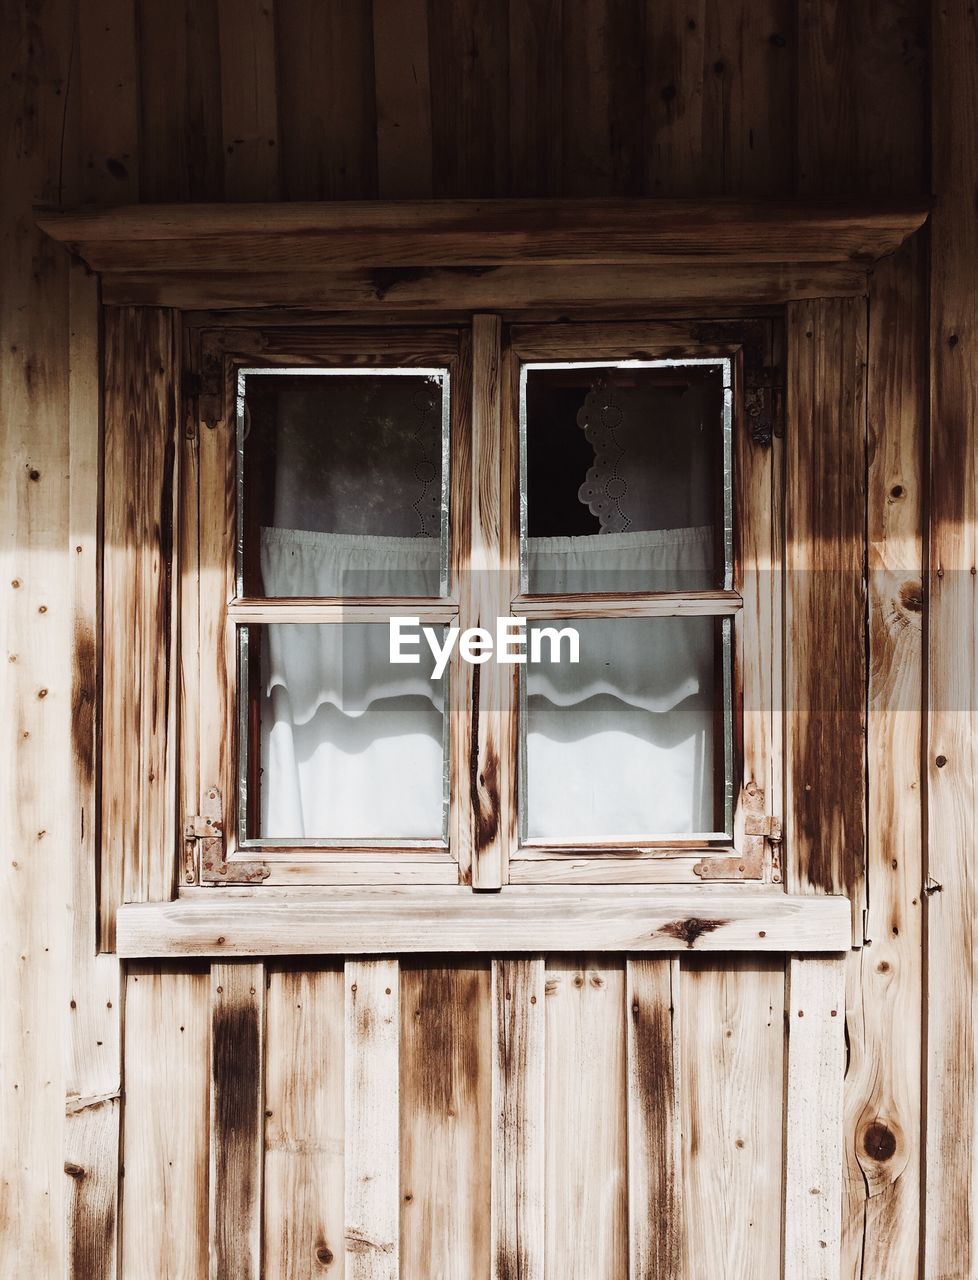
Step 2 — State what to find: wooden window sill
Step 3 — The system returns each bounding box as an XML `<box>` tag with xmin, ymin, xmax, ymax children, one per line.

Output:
<box><xmin>116</xmin><ymin>885</ymin><xmax>850</xmax><ymax>958</ymax></box>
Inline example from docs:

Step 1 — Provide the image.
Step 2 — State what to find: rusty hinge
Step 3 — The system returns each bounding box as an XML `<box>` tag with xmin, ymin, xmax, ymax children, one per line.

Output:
<box><xmin>693</xmin><ymin>809</ymin><xmax>783</xmax><ymax>883</ymax></box>
<box><xmin>185</xmin><ymin>786</ymin><xmax>270</xmax><ymax>885</ymax></box>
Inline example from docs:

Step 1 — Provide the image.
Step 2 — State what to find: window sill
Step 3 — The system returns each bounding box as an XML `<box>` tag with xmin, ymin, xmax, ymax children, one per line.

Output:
<box><xmin>116</xmin><ymin>885</ymin><xmax>850</xmax><ymax>958</ymax></box>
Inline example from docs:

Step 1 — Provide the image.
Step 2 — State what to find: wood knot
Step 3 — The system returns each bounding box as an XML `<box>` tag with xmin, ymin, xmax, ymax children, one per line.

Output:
<box><xmin>661</xmin><ymin>917</ymin><xmax>724</xmax><ymax>947</ymax></box>
<box><xmin>899</xmin><ymin>580</ymin><xmax>923</xmax><ymax>613</ymax></box>
<box><xmin>64</xmin><ymin>1162</ymin><xmax>85</xmax><ymax>1179</ymax></box>
<box><xmin>862</xmin><ymin>1121</ymin><xmax>897</xmax><ymax>1162</ymax></box>
<box><xmin>315</xmin><ymin>1244</ymin><xmax>334</xmax><ymax>1265</ymax></box>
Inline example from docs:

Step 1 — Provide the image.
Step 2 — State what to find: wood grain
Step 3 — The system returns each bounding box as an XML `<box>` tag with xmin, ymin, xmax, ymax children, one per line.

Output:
<box><xmin>491</xmin><ymin>958</ymin><xmax>545</xmax><ymax>1280</ymax></box>
<box><xmin>136</xmin><ymin>0</ymin><xmax>224</xmax><ymax>200</ymax></box>
<box><xmin>784</xmin><ymin>956</ymin><xmax>847</xmax><ymax>1280</ymax></box>
<box><xmin>264</xmin><ymin>966</ymin><xmax>346</xmax><ymax>1280</ymax></box>
<box><xmin>99</xmin><ymin>261</ymin><xmax>869</xmax><ymax>311</ymax></box>
<box><xmin>121</xmin><ymin>966</ymin><xmax>210</xmax><ymax>1279</ymax></box>
<box><xmin>101</xmin><ymin>306</ymin><xmax>181</xmax><ymax>947</ymax></box>
<box><xmin>926</xmin><ymin>1</ymin><xmax>978</xmax><ymax>1273</ymax></box>
<box><xmin>626</xmin><ymin>957</ymin><xmax>683</xmax><ymax>1280</ymax></box>
<box><xmin>795</xmin><ymin>4</ymin><xmax>929</xmax><ymax>1274</ymax></box>
<box><xmin>0</xmin><ymin>8</ymin><xmax>78</xmax><ymax>1275</ymax></box>
<box><xmin>560</xmin><ymin>0</ymin><xmax>643</xmax><ymax>196</ymax></box>
<box><xmin>842</xmin><ymin>238</ymin><xmax>924</xmax><ymax>1279</ymax></box>
<box><xmin>37</xmin><ymin>199</ymin><xmax>929</xmax><ymax>272</ymax></box>
<box><xmin>428</xmin><ymin>0</ymin><xmax>510</xmax><ymax>197</ymax></box>
<box><xmin>544</xmin><ymin>959</ymin><xmax>627</xmax><ymax>1279</ymax></box>
<box><xmin>210</xmin><ymin>962</ymin><xmax>265</xmax><ymax>1280</ymax></box>
<box><xmin>77</xmin><ymin>0</ymin><xmax>140</xmax><ymax>201</ymax></box>
<box><xmin>785</xmin><ymin>297</ymin><xmax>868</xmax><ymax>935</ymax></box>
<box><xmin>274</xmin><ymin>0</ymin><xmax>377</xmax><ymax>199</ymax></box>
<box><xmin>462</xmin><ymin>314</ymin><xmax>509</xmax><ymax>888</ymax></box>
<box><xmin>116</xmin><ymin>887</ymin><xmax>853</xmax><ymax>957</ymax></box>
<box><xmin>65</xmin><ymin>266</ymin><xmax>122</xmax><ymax>1280</ymax></box>
<box><xmin>372</xmin><ymin>0</ymin><xmax>433</xmax><ymax>198</ymax></box>
<box><xmin>507</xmin><ymin>0</ymin><xmax>562</xmax><ymax>197</ymax></box>
<box><xmin>345</xmin><ymin>959</ymin><xmax>400</xmax><ymax>1278</ymax></box>
<box><xmin>216</xmin><ymin>0</ymin><xmax>280</xmax><ymax>201</ymax></box>
<box><xmin>400</xmin><ymin>964</ymin><xmax>492</xmax><ymax>1278</ymax></box>
<box><xmin>680</xmin><ymin>957</ymin><xmax>784</xmax><ymax>1278</ymax></box>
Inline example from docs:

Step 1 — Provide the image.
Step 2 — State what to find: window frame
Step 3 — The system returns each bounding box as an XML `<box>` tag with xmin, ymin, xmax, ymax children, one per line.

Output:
<box><xmin>183</xmin><ymin>313</ymin><xmax>782</xmax><ymax>890</ymax></box>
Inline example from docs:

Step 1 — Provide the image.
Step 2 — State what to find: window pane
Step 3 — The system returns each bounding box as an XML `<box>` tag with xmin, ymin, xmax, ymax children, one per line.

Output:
<box><xmin>238</xmin><ymin>369</ymin><xmax>450</xmax><ymax>597</ymax></box>
<box><xmin>522</xmin><ymin>616</ymin><xmax>732</xmax><ymax>840</ymax></box>
<box><xmin>240</xmin><ymin>623</ymin><xmax>447</xmax><ymax>842</ymax></box>
<box><xmin>520</xmin><ymin>361</ymin><xmax>730</xmax><ymax>593</ymax></box>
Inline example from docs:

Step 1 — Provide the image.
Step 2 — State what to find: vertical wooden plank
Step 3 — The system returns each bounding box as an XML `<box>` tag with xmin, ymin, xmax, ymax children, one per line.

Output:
<box><xmin>400</xmin><ymin>964</ymin><xmax>492</xmax><ymax>1279</ymax></box>
<box><xmin>122</xmin><ymin>965</ymin><xmax>210</xmax><ymax>1280</ymax></box>
<box><xmin>210</xmin><ymin>962</ymin><xmax>265</xmax><ymax>1280</ymax></box>
<box><xmin>372</xmin><ymin>0</ymin><xmax>433</xmax><ymax>198</ymax></box>
<box><xmin>642</xmin><ymin>0</ymin><xmax>707</xmax><ymax>196</ymax></box>
<box><xmin>77</xmin><ymin>0</ymin><xmax>140</xmax><ymax>201</ymax></box>
<box><xmin>733</xmin><ymin>318</ymin><xmax>782</xmax><ymax>880</ymax></box>
<box><xmin>544</xmin><ymin>960</ymin><xmax>627</xmax><ymax>1280</ymax></box>
<box><xmin>785</xmin><ymin>296</ymin><xmax>868</xmax><ymax>936</ymax></box>
<box><xmin>65</xmin><ymin>264</ymin><xmax>123</xmax><ymax>1280</ymax></box>
<box><xmin>491</xmin><ymin>958</ymin><xmax>545</xmax><ymax>1280</ymax></box>
<box><xmin>462</xmin><ymin>314</ymin><xmax>510</xmax><ymax>889</ymax></box>
<box><xmin>560</xmin><ymin>0</ymin><xmax>644</xmax><ymax>196</ymax></box>
<box><xmin>275</xmin><ymin>0</ymin><xmax>378</xmax><ymax>199</ymax></box>
<box><xmin>101</xmin><ymin>307</ymin><xmax>180</xmax><ymax>947</ymax></box>
<box><xmin>705</xmin><ymin>0</ymin><xmax>795</xmax><ymax>196</ymax></box>
<box><xmin>216</xmin><ymin>0</ymin><xmax>280</xmax><ymax>201</ymax></box>
<box><xmin>345</xmin><ymin>959</ymin><xmax>400</xmax><ymax>1279</ymax></box>
<box><xmin>926</xmin><ymin>1</ymin><xmax>978</xmax><ymax>1274</ymax></box>
<box><xmin>643</xmin><ymin>1</ymin><xmax>795</xmax><ymax>197</ymax></box>
<box><xmin>841</xmin><ymin>237</ymin><xmax>924</xmax><ymax>1280</ymax></box>
<box><xmin>179</xmin><ymin>327</ymin><xmax>202</xmax><ymax>887</ymax></box>
<box><xmin>136</xmin><ymin>0</ymin><xmax>224</xmax><ymax>200</ymax></box>
<box><xmin>196</xmin><ymin>332</ymin><xmax>238</xmax><ymax>859</ymax></box>
<box><xmin>795</xmin><ymin>8</ymin><xmax>928</xmax><ymax>1277</ymax></box>
<box><xmin>264</xmin><ymin>966</ymin><xmax>346</xmax><ymax>1280</ymax></box>
<box><xmin>796</xmin><ymin>1</ymin><xmax>927</xmax><ymax>200</ymax></box>
<box><xmin>507</xmin><ymin>0</ymin><xmax>562</xmax><ymax>197</ymax></box>
<box><xmin>626</xmin><ymin>957</ymin><xmax>683</xmax><ymax>1280</ymax></box>
<box><xmin>0</xmin><ymin>7</ymin><xmax>75</xmax><ymax>1272</ymax></box>
<box><xmin>679</xmin><ymin>958</ymin><xmax>784</xmax><ymax>1279</ymax></box>
<box><xmin>427</xmin><ymin>0</ymin><xmax>510</xmax><ymax>197</ymax></box>
<box><xmin>784</xmin><ymin>956</ymin><xmax>847</xmax><ymax>1280</ymax></box>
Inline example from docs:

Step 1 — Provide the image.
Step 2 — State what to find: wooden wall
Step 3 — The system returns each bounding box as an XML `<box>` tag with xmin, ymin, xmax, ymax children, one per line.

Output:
<box><xmin>4</xmin><ymin>0</ymin><xmax>976</xmax><ymax>1277</ymax></box>
<box><xmin>119</xmin><ymin>954</ymin><xmax>821</xmax><ymax>1280</ymax></box>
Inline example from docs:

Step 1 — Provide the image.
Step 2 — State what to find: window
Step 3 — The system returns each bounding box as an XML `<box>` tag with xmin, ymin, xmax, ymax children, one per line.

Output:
<box><xmin>186</xmin><ymin>316</ymin><xmax>781</xmax><ymax>889</ymax></box>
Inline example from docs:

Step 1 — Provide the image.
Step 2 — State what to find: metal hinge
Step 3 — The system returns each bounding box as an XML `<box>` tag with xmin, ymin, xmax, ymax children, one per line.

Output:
<box><xmin>694</xmin><ymin>806</ymin><xmax>783</xmax><ymax>883</ymax></box>
<box><xmin>747</xmin><ymin>813</ymin><xmax>783</xmax><ymax>884</ymax></box>
<box><xmin>185</xmin><ymin>786</ymin><xmax>270</xmax><ymax>885</ymax></box>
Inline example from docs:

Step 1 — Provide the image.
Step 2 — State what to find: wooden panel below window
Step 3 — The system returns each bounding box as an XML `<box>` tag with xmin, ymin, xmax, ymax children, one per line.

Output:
<box><xmin>116</xmin><ymin>952</ymin><xmax>844</xmax><ymax>1278</ymax></box>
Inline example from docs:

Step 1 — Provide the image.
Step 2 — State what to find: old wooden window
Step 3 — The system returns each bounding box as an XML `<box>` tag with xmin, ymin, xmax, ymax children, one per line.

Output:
<box><xmin>186</xmin><ymin>315</ymin><xmax>781</xmax><ymax>889</ymax></box>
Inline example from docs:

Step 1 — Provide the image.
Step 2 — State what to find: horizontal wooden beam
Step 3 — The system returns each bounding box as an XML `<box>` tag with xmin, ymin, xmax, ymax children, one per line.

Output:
<box><xmin>37</xmin><ymin>198</ymin><xmax>927</xmax><ymax>272</ymax></box>
<box><xmin>229</xmin><ymin>599</ymin><xmax>458</xmax><ymax>625</ymax></box>
<box><xmin>96</xmin><ymin>262</ymin><xmax>869</xmax><ymax>311</ymax></box>
<box><xmin>116</xmin><ymin>887</ymin><xmax>851</xmax><ymax>957</ymax></box>
<box><xmin>512</xmin><ymin>591</ymin><xmax>741</xmax><ymax>619</ymax></box>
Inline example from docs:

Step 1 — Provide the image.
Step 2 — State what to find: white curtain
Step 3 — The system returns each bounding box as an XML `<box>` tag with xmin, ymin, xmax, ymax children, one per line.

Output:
<box><xmin>258</xmin><ymin>525</ymin><xmax>717</xmax><ymax>841</ymax></box>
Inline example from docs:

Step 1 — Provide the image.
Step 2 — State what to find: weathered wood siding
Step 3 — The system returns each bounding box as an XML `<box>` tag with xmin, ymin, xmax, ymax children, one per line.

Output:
<box><xmin>113</xmin><ymin>956</ymin><xmax>834</xmax><ymax>1279</ymax></box>
<box><xmin>5</xmin><ymin>2</ymin><xmax>974</xmax><ymax>1279</ymax></box>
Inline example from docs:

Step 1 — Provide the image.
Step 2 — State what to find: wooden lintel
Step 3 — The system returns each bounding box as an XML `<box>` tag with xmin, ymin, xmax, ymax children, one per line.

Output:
<box><xmin>116</xmin><ymin>887</ymin><xmax>851</xmax><ymax>957</ymax></box>
<box><xmin>36</xmin><ymin>199</ymin><xmax>927</xmax><ymax>275</ymax></box>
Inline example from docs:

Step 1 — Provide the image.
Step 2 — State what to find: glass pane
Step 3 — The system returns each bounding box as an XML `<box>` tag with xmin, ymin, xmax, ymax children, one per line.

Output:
<box><xmin>521</xmin><ymin>616</ymin><xmax>732</xmax><ymax>840</ymax></box>
<box><xmin>240</xmin><ymin>623</ymin><xmax>447</xmax><ymax>842</ymax></box>
<box><xmin>520</xmin><ymin>360</ymin><xmax>731</xmax><ymax>593</ymax></box>
<box><xmin>238</xmin><ymin>369</ymin><xmax>450</xmax><ymax>598</ymax></box>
